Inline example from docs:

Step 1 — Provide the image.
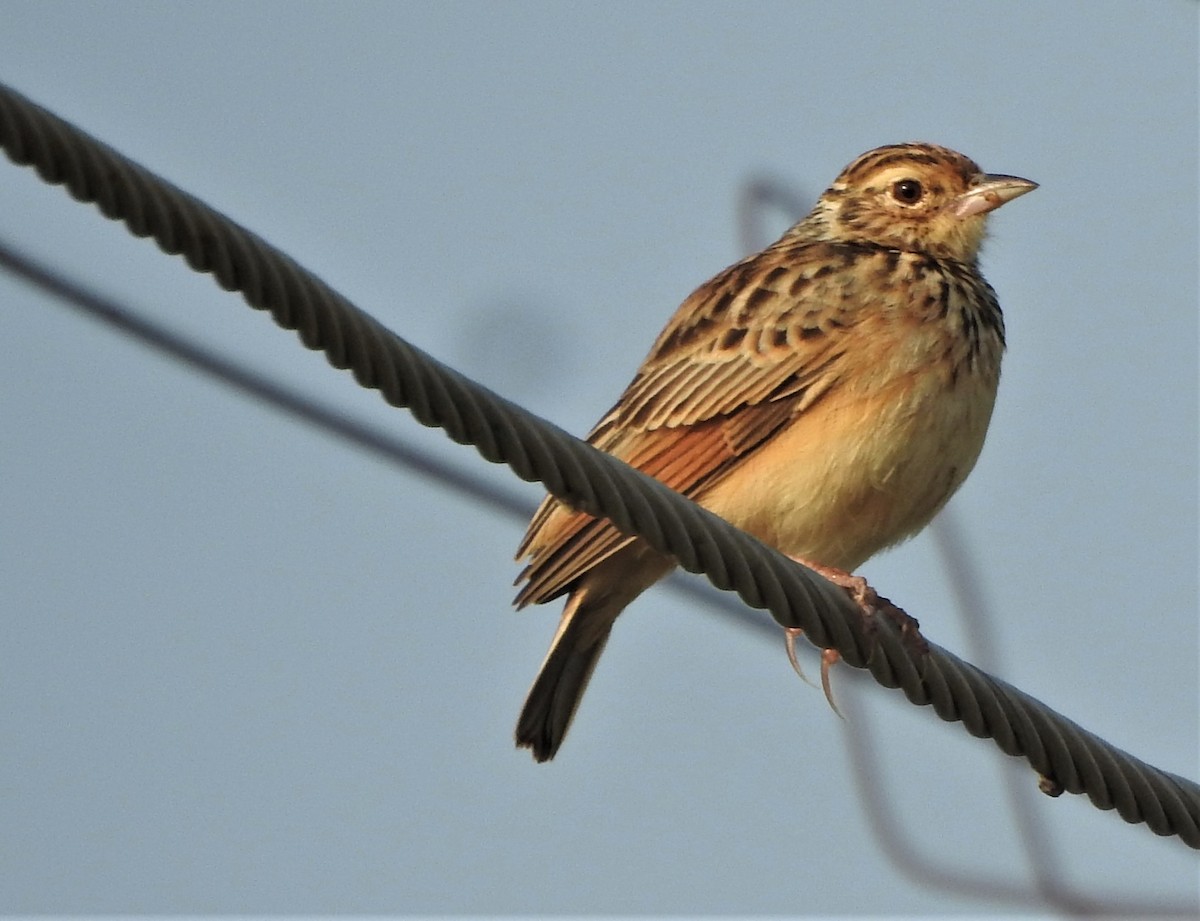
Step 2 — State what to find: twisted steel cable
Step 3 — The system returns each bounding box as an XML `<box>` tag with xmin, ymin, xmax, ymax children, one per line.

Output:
<box><xmin>1</xmin><ymin>81</ymin><xmax>1196</xmax><ymax>847</ymax></box>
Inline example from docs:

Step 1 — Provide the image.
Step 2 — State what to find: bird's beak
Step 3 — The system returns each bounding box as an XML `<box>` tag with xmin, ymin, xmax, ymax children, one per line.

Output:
<box><xmin>950</xmin><ymin>173</ymin><xmax>1038</xmax><ymax>218</ymax></box>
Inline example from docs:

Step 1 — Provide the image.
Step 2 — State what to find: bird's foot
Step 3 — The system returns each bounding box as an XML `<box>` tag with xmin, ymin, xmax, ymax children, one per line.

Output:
<box><xmin>783</xmin><ymin>626</ymin><xmax>817</xmax><ymax>688</ymax></box>
<box><xmin>794</xmin><ymin>559</ymin><xmax>878</xmax><ymax>608</ymax></box>
<box><xmin>794</xmin><ymin>557</ymin><xmax>927</xmax><ymax>654</ymax></box>
<box><xmin>873</xmin><ymin>594</ymin><xmax>928</xmax><ymax>656</ymax></box>
<box><xmin>782</xmin><ymin>626</ymin><xmax>845</xmax><ymax>719</ymax></box>
<box><xmin>781</xmin><ymin>559</ymin><xmax>930</xmax><ymax>715</ymax></box>
<box><xmin>780</xmin><ymin>558</ymin><xmax>866</xmax><ymax>718</ymax></box>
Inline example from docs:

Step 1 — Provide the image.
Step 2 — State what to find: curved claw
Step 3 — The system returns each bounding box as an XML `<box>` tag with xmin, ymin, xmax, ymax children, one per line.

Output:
<box><xmin>784</xmin><ymin>627</ymin><xmax>845</xmax><ymax>721</ymax></box>
<box><xmin>784</xmin><ymin>627</ymin><xmax>818</xmax><ymax>689</ymax></box>
<box><xmin>820</xmin><ymin>648</ymin><xmax>845</xmax><ymax>721</ymax></box>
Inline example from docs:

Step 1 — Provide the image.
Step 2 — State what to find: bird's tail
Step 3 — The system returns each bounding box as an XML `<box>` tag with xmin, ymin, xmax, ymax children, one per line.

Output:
<box><xmin>515</xmin><ymin>589</ymin><xmax>616</xmax><ymax>762</ymax></box>
<box><xmin>515</xmin><ymin>544</ymin><xmax>673</xmax><ymax>761</ymax></box>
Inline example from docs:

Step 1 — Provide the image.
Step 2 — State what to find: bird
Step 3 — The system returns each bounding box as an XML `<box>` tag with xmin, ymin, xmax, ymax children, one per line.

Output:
<box><xmin>513</xmin><ymin>142</ymin><xmax>1036</xmax><ymax>762</ymax></box>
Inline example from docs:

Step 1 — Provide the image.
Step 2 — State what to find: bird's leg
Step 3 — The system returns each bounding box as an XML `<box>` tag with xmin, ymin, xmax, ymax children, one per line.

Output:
<box><xmin>792</xmin><ymin>557</ymin><xmax>878</xmax><ymax>606</ymax></box>
<box><xmin>791</xmin><ymin>556</ymin><xmax>925</xmax><ymax>646</ymax></box>
<box><xmin>872</xmin><ymin>594</ymin><xmax>928</xmax><ymax>654</ymax></box>
<box><xmin>781</xmin><ymin>557</ymin><xmax>874</xmax><ymax>718</ymax></box>
<box><xmin>780</xmin><ymin>558</ymin><xmax>927</xmax><ymax>717</ymax></box>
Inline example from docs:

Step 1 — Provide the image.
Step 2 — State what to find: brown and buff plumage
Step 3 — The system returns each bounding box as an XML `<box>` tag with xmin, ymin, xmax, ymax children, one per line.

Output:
<box><xmin>514</xmin><ymin>143</ymin><xmax>1036</xmax><ymax>761</ymax></box>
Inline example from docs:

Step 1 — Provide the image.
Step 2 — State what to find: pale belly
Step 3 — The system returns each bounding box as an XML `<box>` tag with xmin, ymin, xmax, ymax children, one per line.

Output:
<box><xmin>699</xmin><ymin>370</ymin><xmax>998</xmax><ymax>571</ymax></box>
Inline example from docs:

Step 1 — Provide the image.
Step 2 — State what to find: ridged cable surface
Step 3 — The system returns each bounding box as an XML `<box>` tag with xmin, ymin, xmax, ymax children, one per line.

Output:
<box><xmin>2</xmin><ymin>81</ymin><xmax>1196</xmax><ymax>847</ymax></box>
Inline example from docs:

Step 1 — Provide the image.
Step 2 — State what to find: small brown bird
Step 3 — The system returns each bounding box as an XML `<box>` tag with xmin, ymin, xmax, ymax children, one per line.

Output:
<box><xmin>514</xmin><ymin>143</ymin><xmax>1036</xmax><ymax>761</ymax></box>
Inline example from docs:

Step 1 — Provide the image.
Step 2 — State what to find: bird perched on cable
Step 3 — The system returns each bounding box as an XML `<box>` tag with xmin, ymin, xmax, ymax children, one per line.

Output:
<box><xmin>514</xmin><ymin>142</ymin><xmax>1036</xmax><ymax>762</ymax></box>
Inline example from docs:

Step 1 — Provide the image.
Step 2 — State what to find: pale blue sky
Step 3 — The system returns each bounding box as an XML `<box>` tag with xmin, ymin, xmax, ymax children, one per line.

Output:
<box><xmin>1</xmin><ymin>1</ymin><xmax>1197</xmax><ymax>915</ymax></box>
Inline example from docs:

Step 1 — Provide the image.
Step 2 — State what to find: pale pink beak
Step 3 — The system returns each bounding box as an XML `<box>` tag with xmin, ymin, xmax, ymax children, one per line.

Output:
<box><xmin>950</xmin><ymin>173</ymin><xmax>1038</xmax><ymax>218</ymax></box>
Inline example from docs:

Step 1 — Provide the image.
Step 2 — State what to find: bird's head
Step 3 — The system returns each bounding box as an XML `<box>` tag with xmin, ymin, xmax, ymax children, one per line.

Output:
<box><xmin>800</xmin><ymin>143</ymin><xmax>1036</xmax><ymax>262</ymax></box>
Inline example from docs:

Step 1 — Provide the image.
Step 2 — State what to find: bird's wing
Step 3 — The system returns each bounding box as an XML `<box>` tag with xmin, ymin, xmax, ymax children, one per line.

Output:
<box><xmin>515</xmin><ymin>240</ymin><xmax>862</xmax><ymax>607</ymax></box>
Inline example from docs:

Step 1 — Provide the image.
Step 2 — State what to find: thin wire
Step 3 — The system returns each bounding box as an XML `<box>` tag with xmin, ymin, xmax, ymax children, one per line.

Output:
<box><xmin>931</xmin><ymin>516</ymin><xmax>1072</xmax><ymax>903</ymax></box>
<box><xmin>1</xmin><ymin>80</ymin><xmax>1197</xmax><ymax>848</ymax></box>
<box><xmin>735</xmin><ymin>174</ymin><xmax>810</xmax><ymax>257</ymax></box>
<box><xmin>0</xmin><ymin>241</ymin><xmax>534</xmax><ymax>518</ymax></box>
<box><xmin>0</xmin><ymin>236</ymin><xmax>783</xmax><ymax>647</ymax></box>
<box><xmin>838</xmin><ymin>688</ymin><xmax>1199</xmax><ymax>916</ymax></box>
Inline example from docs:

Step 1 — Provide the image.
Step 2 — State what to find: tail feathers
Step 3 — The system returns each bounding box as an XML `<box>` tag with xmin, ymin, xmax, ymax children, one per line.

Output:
<box><xmin>515</xmin><ymin>593</ymin><xmax>614</xmax><ymax>762</ymax></box>
<box><xmin>514</xmin><ymin>543</ymin><xmax>673</xmax><ymax>762</ymax></box>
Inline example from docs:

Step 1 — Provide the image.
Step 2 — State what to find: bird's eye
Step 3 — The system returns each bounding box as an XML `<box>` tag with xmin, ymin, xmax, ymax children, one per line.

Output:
<box><xmin>891</xmin><ymin>179</ymin><xmax>924</xmax><ymax>204</ymax></box>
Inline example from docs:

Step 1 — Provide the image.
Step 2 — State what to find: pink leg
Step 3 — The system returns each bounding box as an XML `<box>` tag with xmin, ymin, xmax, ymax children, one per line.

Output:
<box><xmin>790</xmin><ymin>557</ymin><xmax>878</xmax><ymax>608</ymax></box>
<box><xmin>790</xmin><ymin>555</ymin><xmax>925</xmax><ymax>644</ymax></box>
<box><xmin>787</xmin><ymin>557</ymin><xmax>864</xmax><ymax>717</ymax></box>
<box><xmin>780</xmin><ymin>556</ymin><xmax>928</xmax><ymax>717</ymax></box>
